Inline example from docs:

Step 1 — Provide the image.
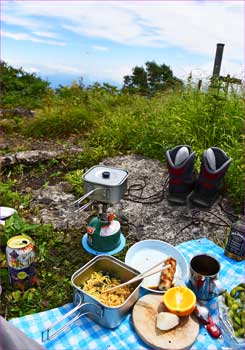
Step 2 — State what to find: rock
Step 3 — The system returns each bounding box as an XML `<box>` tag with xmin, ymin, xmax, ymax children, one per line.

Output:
<box><xmin>16</xmin><ymin>150</ymin><xmax>62</xmax><ymax>164</ymax></box>
<box><xmin>1</xmin><ymin>154</ymin><xmax>16</xmax><ymax>166</ymax></box>
<box><xmin>0</xmin><ymin>143</ymin><xmax>9</xmax><ymax>150</ymax></box>
<box><xmin>0</xmin><ymin>108</ymin><xmax>35</xmax><ymax>118</ymax></box>
<box><xmin>191</xmin><ymin>227</ymin><xmax>200</xmax><ymax>235</ymax></box>
<box><xmin>1</xmin><ymin>147</ymin><xmax>84</xmax><ymax>168</ymax></box>
<box><xmin>1</xmin><ymin>150</ymin><xmax>64</xmax><ymax>167</ymax></box>
<box><xmin>100</xmin><ymin>155</ymin><xmax>232</xmax><ymax>246</ymax></box>
<box><xmin>24</xmin><ymin>187</ymin><xmax>33</xmax><ymax>193</ymax></box>
<box><xmin>29</xmin><ymin>154</ymin><xmax>234</xmax><ymax>247</ymax></box>
<box><xmin>31</xmin><ymin>182</ymin><xmax>88</xmax><ymax>231</ymax></box>
<box><xmin>14</xmin><ymin>107</ymin><xmax>35</xmax><ymax>118</ymax></box>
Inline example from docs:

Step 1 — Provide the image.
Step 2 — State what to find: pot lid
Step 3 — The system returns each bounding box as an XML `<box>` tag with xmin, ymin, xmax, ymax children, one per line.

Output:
<box><xmin>83</xmin><ymin>166</ymin><xmax>128</xmax><ymax>186</ymax></box>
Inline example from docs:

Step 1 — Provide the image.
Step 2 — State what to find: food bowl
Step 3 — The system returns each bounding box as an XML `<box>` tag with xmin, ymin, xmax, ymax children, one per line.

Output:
<box><xmin>125</xmin><ymin>240</ymin><xmax>188</xmax><ymax>294</ymax></box>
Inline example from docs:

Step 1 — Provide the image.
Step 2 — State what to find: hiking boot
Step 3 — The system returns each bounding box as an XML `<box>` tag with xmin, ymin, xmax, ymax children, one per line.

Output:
<box><xmin>189</xmin><ymin>147</ymin><xmax>231</xmax><ymax>208</ymax></box>
<box><xmin>166</xmin><ymin>145</ymin><xmax>196</xmax><ymax>205</ymax></box>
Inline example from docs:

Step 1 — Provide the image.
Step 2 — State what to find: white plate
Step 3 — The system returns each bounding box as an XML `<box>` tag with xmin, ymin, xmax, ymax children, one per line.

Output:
<box><xmin>0</xmin><ymin>207</ymin><xmax>16</xmax><ymax>220</ymax></box>
<box><xmin>125</xmin><ymin>239</ymin><xmax>188</xmax><ymax>294</ymax></box>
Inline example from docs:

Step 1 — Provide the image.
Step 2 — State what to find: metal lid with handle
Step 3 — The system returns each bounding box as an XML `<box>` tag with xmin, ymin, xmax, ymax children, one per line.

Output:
<box><xmin>83</xmin><ymin>166</ymin><xmax>128</xmax><ymax>186</ymax></box>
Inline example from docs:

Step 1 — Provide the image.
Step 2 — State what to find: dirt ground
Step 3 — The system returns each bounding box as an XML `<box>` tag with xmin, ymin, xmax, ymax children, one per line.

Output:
<box><xmin>1</xmin><ymin>133</ymin><xmax>83</xmax><ymax>191</ymax></box>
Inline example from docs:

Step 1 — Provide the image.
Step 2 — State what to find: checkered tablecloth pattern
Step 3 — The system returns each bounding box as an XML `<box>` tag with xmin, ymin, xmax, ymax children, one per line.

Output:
<box><xmin>9</xmin><ymin>238</ymin><xmax>244</xmax><ymax>350</ymax></box>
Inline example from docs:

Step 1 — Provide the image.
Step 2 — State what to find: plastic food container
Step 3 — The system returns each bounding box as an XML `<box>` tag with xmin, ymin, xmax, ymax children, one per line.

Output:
<box><xmin>217</xmin><ymin>295</ymin><xmax>244</xmax><ymax>350</ymax></box>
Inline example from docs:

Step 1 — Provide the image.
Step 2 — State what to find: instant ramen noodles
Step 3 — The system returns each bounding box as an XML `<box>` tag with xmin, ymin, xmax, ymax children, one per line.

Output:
<box><xmin>81</xmin><ymin>271</ymin><xmax>133</xmax><ymax>306</ymax></box>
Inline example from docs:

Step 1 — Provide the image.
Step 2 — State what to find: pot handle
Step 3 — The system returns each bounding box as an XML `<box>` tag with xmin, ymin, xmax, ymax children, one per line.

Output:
<box><xmin>73</xmin><ymin>188</ymin><xmax>103</xmax><ymax>212</ymax></box>
<box><xmin>41</xmin><ymin>295</ymin><xmax>103</xmax><ymax>342</ymax></box>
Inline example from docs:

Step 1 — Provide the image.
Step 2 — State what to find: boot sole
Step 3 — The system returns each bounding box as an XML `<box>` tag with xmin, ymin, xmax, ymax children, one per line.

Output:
<box><xmin>167</xmin><ymin>194</ymin><xmax>188</xmax><ymax>205</ymax></box>
<box><xmin>188</xmin><ymin>192</ymin><xmax>221</xmax><ymax>208</ymax></box>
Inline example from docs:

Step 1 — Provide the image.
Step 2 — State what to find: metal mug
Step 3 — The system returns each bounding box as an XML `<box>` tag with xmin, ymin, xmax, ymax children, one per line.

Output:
<box><xmin>189</xmin><ymin>254</ymin><xmax>223</xmax><ymax>300</ymax></box>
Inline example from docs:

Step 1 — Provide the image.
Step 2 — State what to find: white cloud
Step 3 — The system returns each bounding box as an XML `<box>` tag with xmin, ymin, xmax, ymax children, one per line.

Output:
<box><xmin>2</xmin><ymin>30</ymin><xmax>67</xmax><ymax>46</ymax></box>
<box><xmin>6</xmin><ymin>58</ymin><xmax>82</xmax><ymax>76</ymax></box>
<box><xmin>220</xmin><ymin>60</ymin><xmax>244</xmax><ymax>79</ymax></box>
<box><xmin>4</xmin><ymin>56</ymin><xmax>131</xmax><ymax>84</ymax></box>
<box><xmin>92</xmin><ymin>45</ymin><xmax>109</xmax><ymax>51</ymax></box>
<box><xmin>3</xmin><ymin>1</ymin><xmax>243</xmax><ymax>61</ymax></box>
<box><xmin>85</xmin><ymin>56</ymin><xmax>244</xmax><ymax>85</ymax></box>
<box><xmin>32</xmin><ymin>31</ymin><xmax>60</xmax><ymax>39</ymax></box>
<box><xmin>2</xmin><ymin>1</ymin><xmax>243</xmax><ymax>85</ymax></box>
<box><xmin>174</xmin><ymin>59</ymin><xmax>244</xmax><ymax>84</ymax></box>
<box><xmin>2</xmin><ymin>13</ymin><xmax>42</xmax><ymax>29</ymax></box>
<box><xmin>87</xmin><ymin>63</ymin><xmax>133</xmax><ymax>83</ymax></box>
<box><xmin>5</xmin><ymin>54</ymin><xmax>243</xmax><ymax>87</ymax></box>
<box><xmin>45</xmin><ymin>64</ymin><xmax>81</xmax><ymax>75</ymax></box>
<box><xmin>26</xmin><ymin>67</ymin><xmax>40</xmax><ymax>74</ymax></box>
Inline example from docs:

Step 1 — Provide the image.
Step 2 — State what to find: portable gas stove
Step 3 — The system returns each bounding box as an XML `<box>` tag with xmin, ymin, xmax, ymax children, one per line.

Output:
<box><xmin>73</xmin><ymin>166</ymin><xmax>128</xmax><ymax>254</ymax></box>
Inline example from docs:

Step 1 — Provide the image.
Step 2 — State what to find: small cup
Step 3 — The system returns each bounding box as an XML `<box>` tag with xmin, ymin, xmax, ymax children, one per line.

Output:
<box><xmin>189</xmin><ymin>254</ymin><xmax>223</xmax><ymax>300</ymax></box>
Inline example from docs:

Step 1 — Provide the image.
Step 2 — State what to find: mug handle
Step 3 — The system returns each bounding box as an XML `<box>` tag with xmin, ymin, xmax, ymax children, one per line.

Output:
<box><xmin>213</xmin><ymin>279</ymin><xmax>224</xmax><ymax>295</ymax></box>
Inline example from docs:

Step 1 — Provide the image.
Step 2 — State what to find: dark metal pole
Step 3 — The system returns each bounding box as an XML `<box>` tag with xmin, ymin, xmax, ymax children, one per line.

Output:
<box><xmin>212</xmin><ymin>43</ymin><xmax>225</xmax><ymax>77</ymax></box>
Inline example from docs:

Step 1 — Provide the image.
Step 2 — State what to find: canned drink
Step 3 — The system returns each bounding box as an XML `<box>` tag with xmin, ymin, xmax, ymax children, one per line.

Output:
<box><xmin>6</xmin><ymin>235</ymin><xmax>37</xmax><ymax>290</ymax></box>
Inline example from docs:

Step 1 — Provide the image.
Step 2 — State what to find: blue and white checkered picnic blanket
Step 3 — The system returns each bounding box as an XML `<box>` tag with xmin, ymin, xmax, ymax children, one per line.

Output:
<box><xmin>9</xmin><ymin>238</ymin><xmax>244</xmax><ymax>350</ymax></box>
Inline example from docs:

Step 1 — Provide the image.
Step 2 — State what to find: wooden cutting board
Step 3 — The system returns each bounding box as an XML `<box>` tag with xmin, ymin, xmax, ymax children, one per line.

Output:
<box><xmin>132</xmin><ymin>294</ymin><xmax>199</xmax><ymax>350</ymax></box>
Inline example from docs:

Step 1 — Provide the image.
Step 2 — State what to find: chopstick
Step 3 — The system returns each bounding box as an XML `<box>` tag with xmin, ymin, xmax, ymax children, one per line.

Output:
<box><xmin>102</xmin><ymin>262</ymin><xmax>171</xmax><ymax>294</ymax></box>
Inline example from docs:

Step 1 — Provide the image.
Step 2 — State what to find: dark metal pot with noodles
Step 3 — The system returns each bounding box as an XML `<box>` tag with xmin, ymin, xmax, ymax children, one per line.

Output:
<box><xmin>42</xmin><ymin>255</ymin><xmax>142</xmax><ymax>342</ymax></box>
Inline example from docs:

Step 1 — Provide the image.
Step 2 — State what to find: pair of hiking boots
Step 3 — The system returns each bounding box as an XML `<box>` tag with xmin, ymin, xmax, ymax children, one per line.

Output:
<box><xmin>166</xmin><ymin>145</ymin><xmax>232</xmax><ymax>208</ymax></box>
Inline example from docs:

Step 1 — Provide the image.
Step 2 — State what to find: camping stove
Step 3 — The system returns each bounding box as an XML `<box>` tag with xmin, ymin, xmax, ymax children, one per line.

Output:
<box><xmin>74</xmin><ymin>166</ymin><xmax>128</xmax><ymax>252</ymax></box>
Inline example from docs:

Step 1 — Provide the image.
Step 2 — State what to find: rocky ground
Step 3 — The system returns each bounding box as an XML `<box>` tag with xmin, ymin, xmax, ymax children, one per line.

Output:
<box><xmin>1</xmin><ymin>137</ymin><xmax>240</xmax><ymax>248</ymax></box>
<box><xmin>1</xmin><ymin>136</ymin><xmax>243</xmax><ymax>319</ymax></box>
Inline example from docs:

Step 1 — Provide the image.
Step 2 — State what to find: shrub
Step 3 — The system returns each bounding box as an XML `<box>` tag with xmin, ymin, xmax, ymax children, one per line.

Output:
<box><xmin>1</xmin><ymin>61</ymin><xmax>50</xmax><ymax>109</ymax></box>
<box><xmin>22</xmin><ymin>106</ymin><xmax>94</xmax><ymax>137</ymax></box>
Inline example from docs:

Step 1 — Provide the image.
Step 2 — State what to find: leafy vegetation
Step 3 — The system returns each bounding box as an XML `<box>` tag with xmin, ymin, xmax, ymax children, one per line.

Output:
<box><xmin>0</xmin><ymin>63</ymin><xmax>244</xmax><ymax>321</ymax></box>
<box><xmin>0</xmin><ymin>213</ymin><xmax>132</xmax><ymax>318</ymax></box>
<box><xmin>65</xmin><ymin>169</ymin><xmax>84</xmax><ymax>196</ymax></box>
<box><xmin>0</xmin><ymin>61</ymin><xmax>50</xmax><ymax>109</ymax></box>
<box><xmin>0</xmin><ymin>214</ymin><xmax>82</xmax><ymax>318</ymax></box>
<box><xmin>0</xmin><ymin>179</ymin><xmax>31</xmax><ymax>210</ymax></box>
<box><xmin>123</xmin><ymin>60</ymin><xmax>183</xmax><ymax>95</ymax></box>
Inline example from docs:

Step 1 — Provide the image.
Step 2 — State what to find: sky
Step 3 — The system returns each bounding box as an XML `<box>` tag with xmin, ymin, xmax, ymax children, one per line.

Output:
<box><xmin>1</xmin><ymin>0</ymin><xmax>244</xmax><ymax>88</ymax></box>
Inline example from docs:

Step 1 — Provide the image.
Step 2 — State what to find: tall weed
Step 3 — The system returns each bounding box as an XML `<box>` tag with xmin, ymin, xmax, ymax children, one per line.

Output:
<box><xmin>22</xmin><ymin>106</ymin><xmax>94</xmax><ymax>137</ymax></box>
<box><xmin>92</xmin><ymin>87</ymin><xmax>244</xmax><ymax>211</ymax></box>
<box><xmin>20</xmin><ymin>84</ymin><xmax>244</xmax><ymax>211</ymax></box>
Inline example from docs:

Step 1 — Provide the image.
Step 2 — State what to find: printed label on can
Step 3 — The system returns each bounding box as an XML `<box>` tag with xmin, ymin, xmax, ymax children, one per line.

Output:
<box><xmin>8</xmin><ymin>264</ymin><xmax>37</xmax><ymax>289</ymax></box>
<box><xmin>6</xmin><ymin>235</ymin><xmax>37</xmax><ymax>290</ymax></box>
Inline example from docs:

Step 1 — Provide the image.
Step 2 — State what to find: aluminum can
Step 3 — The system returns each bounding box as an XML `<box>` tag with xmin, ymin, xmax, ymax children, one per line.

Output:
<box><xmin>6</xmin><ymin>235</ymin><xmax>37</xmax><ymax>290</ymax></box>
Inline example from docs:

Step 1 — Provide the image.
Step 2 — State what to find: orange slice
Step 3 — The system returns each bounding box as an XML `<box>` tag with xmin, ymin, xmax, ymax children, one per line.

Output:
<box><xmin>162</xmin><ymin>286</ymin><xmax>196</xmax><ymax>317</ymax></box>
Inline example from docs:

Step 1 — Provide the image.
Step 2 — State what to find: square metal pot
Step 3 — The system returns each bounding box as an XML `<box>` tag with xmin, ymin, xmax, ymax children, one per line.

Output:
<box><xmin>72</xmin><ymin>255</ymin><xmax>141</xmax><ymax>328</ymax></box>
<box><xmin>42</xmin><ymin>255</ymin><xmax>141</xmax><ymax>342</ymax></box>
<box><xmin>82</xmin><ymin>166</ymin><xmax>128</xmax><ymax>204</ymax></box>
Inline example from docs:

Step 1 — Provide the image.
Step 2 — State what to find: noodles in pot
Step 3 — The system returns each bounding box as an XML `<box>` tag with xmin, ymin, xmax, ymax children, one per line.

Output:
<box><xmin>81</xmin><ymin>271</ymin><xmax>133</xmax><ymax>306</ymax></box>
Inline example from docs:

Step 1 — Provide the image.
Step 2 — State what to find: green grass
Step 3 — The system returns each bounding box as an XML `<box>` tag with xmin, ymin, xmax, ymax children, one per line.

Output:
<box><xmin>22</xmin><ymin>106</ymin><xmax>94</xmax><ymax>137</ymax></box>
<box><xmin>0</xmin><ymin>213</ymin><xmax>135</xmax><ymax>319</ymax></box>
<box><xmin>4</xmin><ymin>82</ymin><xmax>244</xmax><ymax>210</ymax></box>
<box><xmin>88</xmin><ymin>87</ymin><xmax>244</xmax><ymax>211</ymax></box>
<box><xmin>0</xmin><ymin>180</ymin><xmax>32</xmax><ymax>210</ymax></box>
<box><xmin>1</xmin><ymin>81</ymin><xmax>244</xmax><ymax>320</ymax></box>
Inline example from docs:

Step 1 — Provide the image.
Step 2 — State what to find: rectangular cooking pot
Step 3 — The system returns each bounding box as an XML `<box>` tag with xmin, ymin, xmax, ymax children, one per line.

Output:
<box><xmin>42</xmin><ymin>255</ymin><xmax>141</xmax><ymax>342</ymax></box>
<box><xmin>82</xmin><ymin>166</ymin><xmax>128</xmax><ymax>204</ymax></box>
